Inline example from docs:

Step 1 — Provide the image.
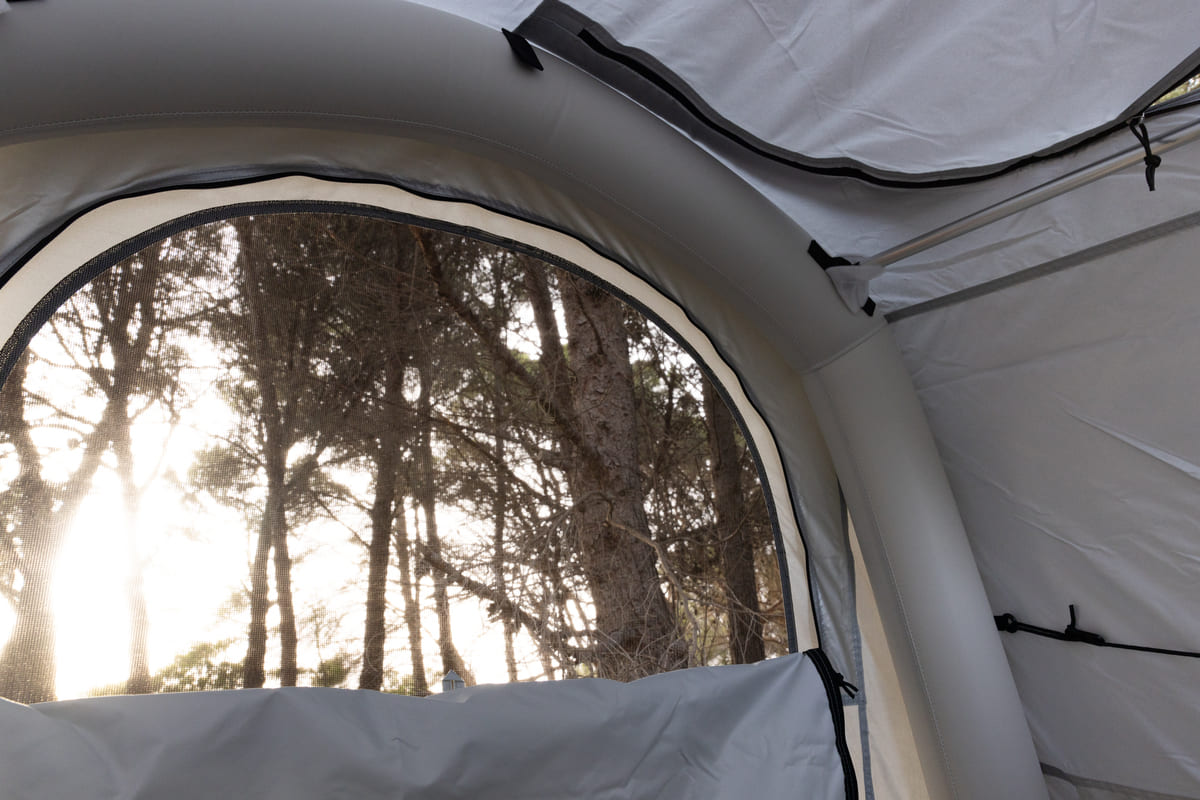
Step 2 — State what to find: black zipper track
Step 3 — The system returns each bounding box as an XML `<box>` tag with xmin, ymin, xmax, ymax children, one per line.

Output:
<box><xmin>806</xmin><ymin>648</ymin><xmax>859</xmax><ymax>800</ymax></box>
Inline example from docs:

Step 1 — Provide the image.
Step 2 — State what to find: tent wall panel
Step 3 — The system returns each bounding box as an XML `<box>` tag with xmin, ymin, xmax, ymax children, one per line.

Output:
<box><xmin>891</xmin><ymin>222</ymin><xmax>1200</xmax><ymax>796</ymax></box>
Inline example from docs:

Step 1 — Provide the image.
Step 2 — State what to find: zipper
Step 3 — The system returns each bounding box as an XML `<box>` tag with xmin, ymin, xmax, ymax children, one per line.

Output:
<box><xmin>806</xmin><ymin>648</ymin><xmax>859</xmax><ymax>800</ymax></box>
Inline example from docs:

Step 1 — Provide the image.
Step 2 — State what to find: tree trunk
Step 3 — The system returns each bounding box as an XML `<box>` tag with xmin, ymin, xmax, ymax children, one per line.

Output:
<box><xmin>522</xmin><ymin>266</ymin><xmax>576</xmax><ymax>428</ymax></box>
<box><xmin>0</xmin><ymin>354</ymin><xmax>123</xmax><ymax>702</ymax></box>
<box><xmin>0</xmin><ymin>354</ymin><xmax>60</xmax><ymax>704</ymax></box>
<box><xmin>559</xmin><ymin>276</ymin><xmax>685</xmax><ymax>681</ymax></box>
<box><xmin>0</xmin><ymin>253</ymin><xmax>162</xmax><ymax>702</ymax></box>
<box><xmin>252</xmin><ymin>393</ymin><xmax>300</xmax><ymax>689</ymax></box>
<box><xmin>394</xmin><ymin>499</ymin><xmax>428</xmax><ymax>695</ymax></box>
<box><xmin>415</xmin><ymin>356</ymin><xmax>467</xmax><ymax>681</ymax></box>
<box><xmin>495</xmin><ymin>438</ymin><xmax>519</xmax><ymax>682</ymax></box>
<box><xmin>359</xmin><ymin>357</ymin><xmax>406</xmax><ymax>691</ymax></box>
<box><xmin>360</xmin><ymin>446</ymin><xmax>398</xmax><ymax>690</ymax></box>
<box><xmin>233</xmin><ymin>221</ymin><xmax>323</xmax><ymax>689</ymax></box>
<box><xmin>103</xmin><ymin>249</ymin><xmax>161</xmax><ymax>694</ymax></box>
<box><xmin>113</xmin><ymin>423</ymin><xmax>153</xmax><ymax>694</ymax></box>
<box><xmin>272</xmin><ymin>510</ymin><xmax>298</xmax><ymax>687</ymax></box>
<box><xmin>703</xmin><ymin>381</ymin><xmax>765</xmax><ymax>664</ymax></box>
<box><xmin>243</xmin><ymin>511</ymin><xmax>273</xmax><ymax>689</ymax></box>
<box><xmin>524</xmin><ymin>268</ymin><xmax>574</xmax><ymax>680</ymax></box>
<box><xmin>490</xmin><ymin>262</ymin><xmax>519</xmax><ymax>683</ymax></box>
<box><xmin>236</xmin><ymin>227</ymin><xmax>291</xmax><ymax>689</ymax></box>
<box><xmin>0</xmin><ymin>544</ymin><xmax>58</xmax><ymax>704</ymax></box>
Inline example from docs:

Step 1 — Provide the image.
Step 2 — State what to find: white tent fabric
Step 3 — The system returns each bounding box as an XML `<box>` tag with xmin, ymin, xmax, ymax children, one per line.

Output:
<box><xmin>3</xmin><ymin>1</ymin><xmax>1200</xmax><ymax>798</ymax></box>
<box><xmin>567</xmin><ymin>1</ymin><xmax>1200</xmax><ymax>178</ymax></box>
<box><xmin>0</xmin><ymin>654</ymin><xmax>851</xmax><ymax>800</ymax></box>
<box><xmin>892</xmin><ymin>220</ymin><xmax>1200</xmax><ymax>797</ymax></box>
<box><xmin>435</xmin><ymin>0</ymin><xmax>1200</xmax><ymax>179</ymax></box>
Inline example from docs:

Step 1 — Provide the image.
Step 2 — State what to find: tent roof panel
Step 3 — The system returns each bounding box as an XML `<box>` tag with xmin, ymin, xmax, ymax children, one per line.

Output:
<box><xmin>516</xmin><ymin>0</ymin><xmax>1200</xmax><ymax>180</ymax></box>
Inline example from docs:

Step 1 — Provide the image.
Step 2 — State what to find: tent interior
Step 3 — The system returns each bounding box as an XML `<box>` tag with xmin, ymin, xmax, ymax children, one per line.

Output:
<box><xmin>2</xmin><ymin>1</ymin><xmax>1200</xmax><ymax>798</ymax></box>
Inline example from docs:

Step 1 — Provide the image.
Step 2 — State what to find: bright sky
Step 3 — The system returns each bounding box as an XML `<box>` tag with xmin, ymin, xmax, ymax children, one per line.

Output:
<box><xmin>43</xmin><ymin>480</ymin><xmax>526</xmax><ymax>698</ymax></box>
<box><xmin>0</xmin><ymin>309</ymin><xmax>546</xmax><ymax>700</ymax></box>
<box><xmin>3</xmin><ymin>447</ymin><xmax>543</xmax><ymax>698</ymax></box>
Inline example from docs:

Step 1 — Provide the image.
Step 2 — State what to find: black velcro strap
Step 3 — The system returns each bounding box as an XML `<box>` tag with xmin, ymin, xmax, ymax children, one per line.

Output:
<box><xmin>808</xmin><ymin>240</ymin><xmax>875</xmax><ymax>317</ymax></box>
<box><xmin>807</xmin><ymin>239</ymin><xmax>852</xmax><ymax>270</ymax></box>
<box><xmin>502</xmin><ymin>29</ymin><xmax>545</xmax><ymax>71</ymax></box>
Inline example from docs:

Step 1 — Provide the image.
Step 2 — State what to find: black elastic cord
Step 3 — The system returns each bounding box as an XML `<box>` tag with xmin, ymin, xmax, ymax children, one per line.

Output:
<box><xmin>996</xmin><ymin>605</ymin><xmax>1200</xmax><ymax>659</ymax></box>
<box><xmin>1129</xmin><ymin>117</ymin><xmax>1163</xmax><ymax>191</ymax></box>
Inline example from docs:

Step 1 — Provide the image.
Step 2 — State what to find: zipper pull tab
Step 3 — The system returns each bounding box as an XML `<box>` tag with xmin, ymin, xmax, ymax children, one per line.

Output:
<box><xmin>1129</xmin><ymin>115</ymin><xmax>1162</xmax><ymax>192</ymax></box>
<box><xmin>834</xmin><ymin>672</ymin><xmax>859</xmax><ymax>700</ymax></box>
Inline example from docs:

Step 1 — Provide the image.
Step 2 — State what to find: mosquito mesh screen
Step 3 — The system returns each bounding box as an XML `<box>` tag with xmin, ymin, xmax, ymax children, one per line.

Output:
<box><xmin>0</xmin><ymin>212</ymin><xmax>789</xmax><ymax>703</ymax></box>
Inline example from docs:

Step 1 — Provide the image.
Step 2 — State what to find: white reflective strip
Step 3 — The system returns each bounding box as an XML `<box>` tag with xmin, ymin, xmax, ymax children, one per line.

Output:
<box><xmin>0</xmin><ymin>174</ymin><xmax>819</xmax><ymax>648</ymax></box>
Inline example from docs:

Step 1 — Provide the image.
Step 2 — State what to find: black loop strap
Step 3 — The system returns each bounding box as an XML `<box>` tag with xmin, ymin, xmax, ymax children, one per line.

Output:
<box><xmin>502</xmin><ymin>28</ymin><xmax>545</xmax><ymax>71</ymax></box>
<box><xmin>996</xmin><ymin>604</ymin><xmax>1200</xmax><ymax>659</ymax></box>
<box><xmin>1062</xmin><ymin>603</ymin><xmax>1106</xmax><ymax>646</ymax></box>
<box><xmin>807</xmin><ymin>240</ymin><xmax>876</xmax><ymax>316</ymax></box>
<box><xmin>1129</xmin><ymin>118</ymin><xmax>1162</xmax><ymax>191</ymax></box>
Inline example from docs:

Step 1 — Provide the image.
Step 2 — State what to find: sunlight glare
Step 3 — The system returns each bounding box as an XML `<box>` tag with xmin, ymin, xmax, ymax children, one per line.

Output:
<box><xmin>53</xmin><ymin>476</ymin><xmax>131</xmax><ymax>699</ymax></box>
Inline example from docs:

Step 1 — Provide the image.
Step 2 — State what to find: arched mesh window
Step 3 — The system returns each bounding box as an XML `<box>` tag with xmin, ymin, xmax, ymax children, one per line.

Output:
<box><xmin>0</xmin><ymin>212</ymin><xmax>787</xmax><ymax>703</ymax></box>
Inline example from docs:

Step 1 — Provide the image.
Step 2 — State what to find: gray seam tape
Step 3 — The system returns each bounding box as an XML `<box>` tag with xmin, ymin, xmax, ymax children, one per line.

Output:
<box><xmin>886</xmin><ymin>207</ymin><xmax>1200</xmax><ymax>323</ymax></box>
<box><xmin>1042</xmin><ymin>763</ymin><xmax>1200</xmax><ymax>800</ymax></box>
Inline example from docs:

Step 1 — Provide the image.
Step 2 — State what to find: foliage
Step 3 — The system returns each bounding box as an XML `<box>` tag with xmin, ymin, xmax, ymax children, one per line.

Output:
<box><xmin>83</xmin><ymin>640</ymin><xmax>246</xmax><ymax>696</ymax></box>
<box><xmin>311</xmin><ymin>653</ymin><xmax>354</xmax><ymax>688</ymax></box>
<box><xmin>154</xmin><ymin>640</ymin><xmax>245</xmax><ymax>693</ymax></box>
<box><xmin>381</xmin><ymin>671</ymin><xmax>430</xmax><ymax>696</ymax></box>
<box><xmin>1154</xmin><ymin>73</ymin><xmax>1200</xmax><ymax>106</ymax></box>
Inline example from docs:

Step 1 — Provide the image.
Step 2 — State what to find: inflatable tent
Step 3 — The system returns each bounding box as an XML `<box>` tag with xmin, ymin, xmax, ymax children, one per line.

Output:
<box><xmin>2</xmin><ymin>1</ymin><xmax>1199</xmax><ymax>797</ymax></box>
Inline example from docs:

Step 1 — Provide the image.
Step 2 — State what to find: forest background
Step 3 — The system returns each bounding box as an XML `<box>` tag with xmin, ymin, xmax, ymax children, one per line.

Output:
<box><xmin>0</xmin><ymin>213</ymin><xmax>786</xmax><ymax>704</ymax></box>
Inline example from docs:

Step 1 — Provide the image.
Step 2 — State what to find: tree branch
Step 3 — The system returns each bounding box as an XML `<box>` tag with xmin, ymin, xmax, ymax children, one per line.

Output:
<box><xmin>409</xmin><ymin>227</ymin><xmax>604</xmax><ymax>473</ymax></box>
<box><xmin>416</xmin><ymin>540</ymin><xmax>592</xmax><ymax>663</ymax></box>
<box><xmin>603</xmin><ymin>503</ymin><xmax>702</xmax><ymax>664</ymax></box>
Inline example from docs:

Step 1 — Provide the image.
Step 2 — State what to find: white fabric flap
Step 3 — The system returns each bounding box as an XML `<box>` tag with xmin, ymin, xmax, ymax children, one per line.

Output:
<box><xmin>0</xmin><ymin>653</ymin><xmax>847</xmax><ymax>800</ymax></box>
